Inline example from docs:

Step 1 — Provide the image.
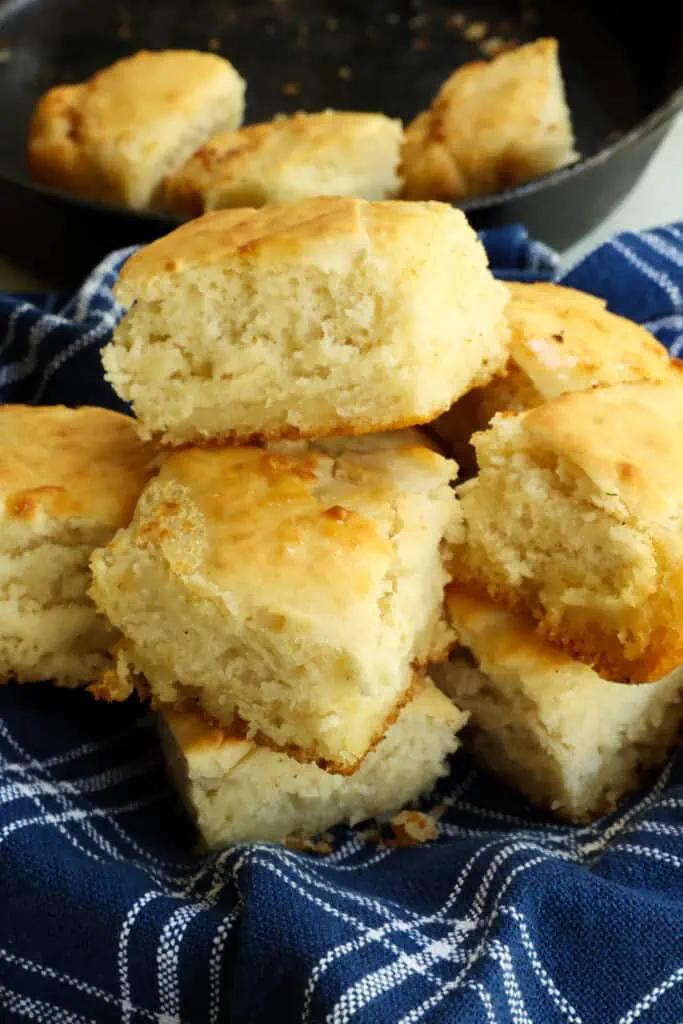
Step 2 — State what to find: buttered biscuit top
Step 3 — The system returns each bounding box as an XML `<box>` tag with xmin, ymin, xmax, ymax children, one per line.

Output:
<box><xmin>0</xmin><ymin>404</ymin><xmax>153</xmax><ymax>528</ymax></box>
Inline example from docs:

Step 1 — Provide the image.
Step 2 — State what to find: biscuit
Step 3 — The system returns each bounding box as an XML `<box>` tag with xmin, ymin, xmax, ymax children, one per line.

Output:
<box><xmin>89</xmin><ymin>436</ymin><xmax>461</xmax><ymax>771</ymax></box>
<box><xmin>431</xmin><ymin>282</ymin><xmax>679</xmax><ymax>466</ymax></box>
<box><xmin>104</xmin><ymin>197</ymin><xmax>510</xmax><ymax>445</ymax></box>
<box><xmin>162</xmin><ymin>110</ymin><xmax>403</xmax><ymax>216</ymax></box>
<box><xmin>159</xmin><ymin>678</ymin><xmax>467</xmax><ymax>845</ymax></box>
<box><xmin>433</xmin><ymin>589</ymin><xmax>683</xmax><ymax>821</ymax></box>
<box><xmin>28</xmin><ymin>50</ymin><xmax>245</xmax><ymax>209</ymax></box>
<box><xmin>0</xmin><ymin>405</ymin><xmax>153</xmax><ymax>686</ymax></box>
<box><xmin>402</xmin><ymin>39</ymin><xmax>577</xmax><ymax>201</ymax></box>
<box><xmin>450</xmin><ymin>381</ymin><xmax>683</xmax><ymax>683</ymax></box>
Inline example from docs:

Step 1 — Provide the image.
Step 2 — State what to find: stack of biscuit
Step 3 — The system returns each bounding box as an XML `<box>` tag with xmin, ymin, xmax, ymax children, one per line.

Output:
<box><xmin>85</xmin><ymin>194</ymin><xmax>511</xmax><ymax>845</ymax></box>
<box><xmin>433</xmin><ymin>285</ymin><xmax>683</xmax><ymax>821</ymax></box>
<box><xmin>3</xmin><ymin>196</ymin><xmax>683</xmax><ymax>844</ymax></box>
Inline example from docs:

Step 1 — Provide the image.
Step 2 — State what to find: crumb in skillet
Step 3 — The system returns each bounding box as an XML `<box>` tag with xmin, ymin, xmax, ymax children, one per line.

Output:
<box><xmin>446</xmin><ymin>12</ymin><xmax>465</xmax><ymax>30</ymax></box>
<box><xmin>480</xmin><ymin>36</ymin><xmax>518</xmax><ymax>57</ymax></box>
<box><xmin>463</xmin><ymin>20</ymin><xmax>488</xmax><ymax>42</ymax></box>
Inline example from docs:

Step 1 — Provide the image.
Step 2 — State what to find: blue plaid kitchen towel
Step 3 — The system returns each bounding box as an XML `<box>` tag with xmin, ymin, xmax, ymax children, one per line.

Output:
<box><xmin>1</xmin><ymin>223</ymin><xmax>683</xmax><ymax>1024</ymax></box>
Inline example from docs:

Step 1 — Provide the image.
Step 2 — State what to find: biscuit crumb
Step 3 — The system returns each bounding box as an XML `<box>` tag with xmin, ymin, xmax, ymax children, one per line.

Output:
<box><xmin>412</xmin><ymin>39</ymin><xmax>430</xmax><ymax>52</ymax></box>
<box><xmin>446</xmin><ymin>12</ymin><xmax>465</xmax><ymax>29</ymax></box>
<box><xmin>297</xmin><ymin>21</ymin><xmax>309</xmax><ymax>48</ymax></box>
<box><xmin>207</xmin><ymin>37</ymin><xmax>220</xmax><ymax>51</ymax></box>
<box><xmin>389</xmin><ymin>810</ymin><xmax>439</xmax><ymax>847</ymax></box>
<box><xmin>281</xmin><ymin>82</ymin><xmax>300</xmax><ymax>96</ymax></box>
<box><xmin>326</xmin><ymin>17</ymin><xmax>339</xmax><ymax>31</ymax></box>
<box><xmin>88</xmin><ymin>668</ymin><xmax>134</xmax><ymax>703</ymax></box>
<box><xmin>463</xmin><ymin>20</ymin><xmax>488</xmax><ymax>41</ymax></box>
<box><xmin>338</xmin><ymin>66</ymin><xmax>352</xmax><ymax>80</ymax></box>
<box><xmin>480</xmin><ymin>36</ymin><xmax>517</xmax><ymax>58</ymax></box>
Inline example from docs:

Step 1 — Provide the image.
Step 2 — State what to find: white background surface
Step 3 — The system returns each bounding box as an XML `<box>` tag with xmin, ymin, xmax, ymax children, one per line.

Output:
<box><xmin>560</xmin><ymin>113</ymin><xmax>683</xmax><ymax>272</ymax></box>
<box><xmin>1</xmin><ymin>113</ymin><xmax>682</xmax><ymax>291</ymax></box>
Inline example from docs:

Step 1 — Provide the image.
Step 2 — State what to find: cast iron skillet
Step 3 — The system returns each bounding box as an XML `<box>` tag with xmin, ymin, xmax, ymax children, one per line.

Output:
<box><xmin>0</xmin><ymin>0</ymin><xmax>682</xmax><ymax>287</ymax></box>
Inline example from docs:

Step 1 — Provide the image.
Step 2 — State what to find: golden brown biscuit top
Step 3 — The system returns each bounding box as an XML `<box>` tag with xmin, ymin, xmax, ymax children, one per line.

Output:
<box><xmin>505</xmin><ymin>282</ymin><xmax>674</xmax><ymax>398</ymax></box>
<box><xmin>433</xmin><ymin>37</ymin><xmax>559</xmax><ymax>117</ymax></box>
<box><xmin>0</xmin><ymin>405</ymin><xmax>154</xmax><ymax>527</ymax></box>
<box><xmin>114</xmin><ymin>197</ymin><xmax>471</xmax><ymax>301</ymax></box>
<box><xmin>518</xmin><ymin>381</ymin><xmax>683</xmax><ymax>520</ymax></box>
<box><xmin>51</xmin><ymin>50</ymin><xmax>240</xmax><ymax>145</ymax></box>
<box><xmin>402</xmin><ymin>38</ymin><xmax>576</xmax><ymax>201</ymax></box>
<box><xmin>437</xmin><ymin>37</ymin><xmax>560</xmax><ymax>113</ymax></box>
<box><xmin>129</xmin><ymin>441</ymin><xmax>454</xmax><ymax>617</ymax></box>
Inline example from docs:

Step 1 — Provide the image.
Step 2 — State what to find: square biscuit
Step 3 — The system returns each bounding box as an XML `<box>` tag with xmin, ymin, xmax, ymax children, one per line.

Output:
<box><xmin>89</xmin><ymin>436</ymin><xmax>462</xmax><ymax>771</ymax></box>
<box><xmin>104</xmin><ymin>196</ymin><xmax>510</xmax><ymax>445</ymax></box>
<box><xmin>402</xmin><ymin>38</ymin><xmax>577</xmax><ymax>202</ymax></box>
<box><xmin>451</xmin><ymin>381</ymin><xmax>683</xmax><ymax>683</ymax></box>
<box><xmin>434</xmin><ymin>589</ymin><xmax>683</xmax><ymax>821</ymax></box>
<box><xmin>431</xmin><ymin>282</ymin><xmax>680</xmax><ymax>468</ymax></box>
<box><xmin>160</xmin><ymin>679</ymin><xmax>467</xmax><ymax>846</ymax></box>
<box><xmin>28</xmin><ymin>50</ymin><xmax>245</xmax><ymax>209</ymax></box>
<box><xmin>0</xmin><ymin>405</ymin><xmax>153</xmax><ymax>686</ymax></box>
<box><xmin>162</xmin><ymin>110</ymin><xmax>403</xmax><ymax>216</ymax></box>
